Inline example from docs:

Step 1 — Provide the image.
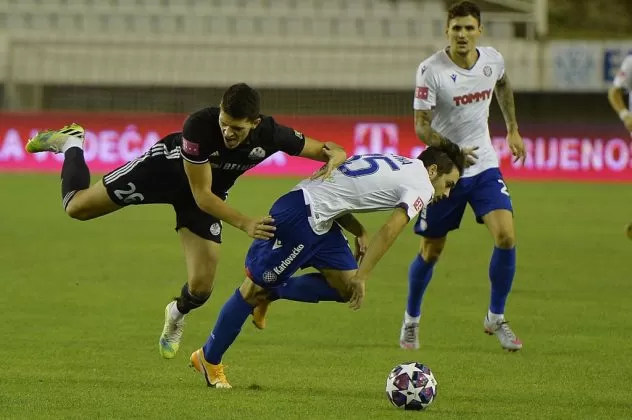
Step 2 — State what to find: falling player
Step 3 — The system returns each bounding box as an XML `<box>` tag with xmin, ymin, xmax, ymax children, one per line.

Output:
<box><xmin>188</xmin><ymin>147</ymin><xmax>464</xmax><ymax>388</ymax></box>
<box><xmin>607</xmin><ymin>52</ymin><xmax>632</xmax><ymax>135</ymax></box>
<box><xmin>606</xmin><ymin>52</ymin><xmax>632</xmax><ymax>238</ymax></box>
<box><xmin>24</xmin><ymin>83</ymin><xmax>347</xmax><ymax>359</ymax></box>
<box><xmin>400</xmin><ymin>1</ymin><xmax>526</xmax><ymax>352</ymax></box>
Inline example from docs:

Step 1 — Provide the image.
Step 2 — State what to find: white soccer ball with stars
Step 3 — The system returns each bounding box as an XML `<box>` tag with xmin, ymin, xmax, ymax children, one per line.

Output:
<box><xmin>385</xmin><ymin>362</ymin><xmax>438</xmax><ymax>410</ymax></box>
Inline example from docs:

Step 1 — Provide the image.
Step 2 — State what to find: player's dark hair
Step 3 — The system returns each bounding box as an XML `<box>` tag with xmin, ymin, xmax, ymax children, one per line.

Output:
<box><xmin>418</xmin><ymin>146</ymin><xmax>465</xmax><ymax>176</ymax></box>
<box><xmin>447</xmin><ymin>1</ymin><xmax>481</xmax><ymax>25</ymax></box>
<box><xmin>220</xmin><ymin>83</ymin><xmax>261</xmax><ymax>120</ymax></box>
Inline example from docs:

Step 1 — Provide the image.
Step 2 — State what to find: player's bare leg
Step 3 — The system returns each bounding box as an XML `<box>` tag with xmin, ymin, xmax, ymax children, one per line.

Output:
<box><xmin>401</xmin><ymin>237</ymin><xmax>447</xmax><ymax>350</ymax></box>
<box><xmin>319</xmin><ymin>268</ymin><xmax>355</xmax><ymax>302</ymax></box>
<box><xmin>252</xmin><ymin>267</ymin><xmax>355</xmax><ymax>330</ymax></box>
<box><xmin>160</xmin><ymin>228</ymin><xmax>219</xmax><ymax>359</ymax></box>
<box><xmin>65</xmin><ymin>181</ymin><xmax>122</xmax><ymax>220</ymax></box>
<box><xmin>482</xmin><ymin>209</ymin><xmax>522</xmax><ymax>352</ymax></box>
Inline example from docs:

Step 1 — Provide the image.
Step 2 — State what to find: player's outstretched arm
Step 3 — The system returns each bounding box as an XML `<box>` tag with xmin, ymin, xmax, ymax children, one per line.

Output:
<box><xmin>300</xmin><ymin>138</ymin><xmax>348</xmax><ymax>180</ymax></box>
<box><xmin>347</xmin><ymin>208</ymin><xmax>409</xmax><ymax>310</ymax></box>
<box><xmin>494</xmin><ymin>73</ymin><xmax>526</xmax><ymax>163</ymax></box>
<box><xmin>183</xmin><ymin>160</ymin><xmax>275</xmax><ymax>240</ymax></box>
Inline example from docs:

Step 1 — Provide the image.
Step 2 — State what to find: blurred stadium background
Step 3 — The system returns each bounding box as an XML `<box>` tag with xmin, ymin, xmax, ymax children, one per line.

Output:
<box><xmin>1</xmin><ymin>1</ymin><xmax>631</xmax><ymax>419</ymax></box>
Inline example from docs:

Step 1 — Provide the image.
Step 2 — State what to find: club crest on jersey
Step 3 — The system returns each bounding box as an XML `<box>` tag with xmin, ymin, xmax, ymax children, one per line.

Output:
<box><xmin>248</xmin><ymin>147</ymin><xmax>266</xmax><ymax>160</ymax></box>
<box><xmin>450</xmin><ymin>74</ymin><xmax>457</xmax><ymax>82</ymax></box>
<box><xmin>483</xmin><ymin>65</ymin><xmax>492</xmax><ymax>77</ymax></box>
<box><xmin>209</xmin><ymin>222</ymin><xmax>221</xmax><ymax>236</ymax></box>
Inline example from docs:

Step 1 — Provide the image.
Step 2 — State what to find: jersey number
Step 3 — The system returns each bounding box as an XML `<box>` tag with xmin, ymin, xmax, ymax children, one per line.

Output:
<box><xmin>113</xmin><ymin>182</ymin><xmax>145</xmax><ymax>204</ymax></box>
<box><xmin>498</xmin><ymin>179</ymin><xmax>510</xmax><ymax>196</ymax></box>
<box><xmin>339</xmin><ymin>154</ymin><xmax>400</xmax><ymax>177</ymax></box>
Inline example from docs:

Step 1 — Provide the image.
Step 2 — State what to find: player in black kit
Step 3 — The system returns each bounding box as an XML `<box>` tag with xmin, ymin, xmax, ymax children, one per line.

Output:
<box><xmin>25</xmin><ymin>83</ymin><xmax>348</xmax><ymax>359</ymax></box>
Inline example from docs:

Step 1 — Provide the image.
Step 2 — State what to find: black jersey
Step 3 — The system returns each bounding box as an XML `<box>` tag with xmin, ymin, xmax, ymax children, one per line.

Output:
<box><xmin>163</xmin><ymin>107</ymin><xmax>306</xmax><ymax>195</ymax></box>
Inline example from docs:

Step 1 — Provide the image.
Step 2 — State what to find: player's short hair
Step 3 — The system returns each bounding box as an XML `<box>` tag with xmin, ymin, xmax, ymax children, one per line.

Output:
<box><xmin>418</xmin><ymin>146</ymin><xmax>465</xmax><ymax>176</ymax></box>
<box><xmin>447</xmin><ymin>1</ymin><xmax>481</xmax><ymax>25</ymax></box>
<box><xmin>220</xmin><ymin>83</ymin><xmax>261</xmax><ymax>120</ymax></box>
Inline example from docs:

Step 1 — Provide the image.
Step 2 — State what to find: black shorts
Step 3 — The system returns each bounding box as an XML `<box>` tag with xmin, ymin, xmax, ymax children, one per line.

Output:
<box><xmin>102</xmin><ymin>136</ymin><xmax>223</xmax><ymax>243</ymax></box>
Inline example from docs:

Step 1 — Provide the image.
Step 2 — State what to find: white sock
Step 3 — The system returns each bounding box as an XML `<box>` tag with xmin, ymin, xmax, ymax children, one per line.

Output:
<box><xmin>487</xmin><ymin>310</ymin><xmax>504</xmax><ymax>323</ymax></box>
<box><xmin>404</xmin><ymin>311</ymin><xmax>421</xmax><ymax>324</ymax></box>
<box><xmin>61</xmin><ymin>136</ymin><xmax>84</xmax><ymax>153</ymax></box>
<box><xmin>169</xmin><ymin>301</ymin><xmax>185</xmax><ymax>321</ymax></box>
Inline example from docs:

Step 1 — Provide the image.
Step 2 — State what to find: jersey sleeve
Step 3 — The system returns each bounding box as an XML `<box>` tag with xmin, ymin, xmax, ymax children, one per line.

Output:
<box><xmin>613</xmin><ymin>55</ymin><xmax>632</xmax><ymax>91</ymax></box>
<box><xmin>413</xmin><ymin>61</ymin><xmax>438</xmax><ymax>111</ymax></box>
<box><xmin>495</xmin><ymin>49</ymin><xmax>506</xmax><ymax>81</ymax></box>
<box><xmin>396</xmin><ymin>185</ymin><xmax>433</xmax><ymax>221</ymax></box>
<box><xmin>180</xmin><ymin>114</ymin><xmax>214</xmax><ymax>164</ymax></box>
<box><xmin>271</xmin><ymin>121</ymin><xmax>306</xmax><ymax>156</ymax></box>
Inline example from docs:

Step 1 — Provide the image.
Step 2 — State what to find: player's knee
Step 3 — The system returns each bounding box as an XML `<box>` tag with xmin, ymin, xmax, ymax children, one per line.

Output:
<box><xmin>188</xmin><ymin>280</ymin><xmax>214</xmax><ymax>297</ymax></box>
<box><xmin>239</xmin><ymin>278</ymin><xmax>269</xmax><ymax>306</ymax></box>
<box><xmin>65</xmin><ymin>200</ymin><xmax>93</xmax><ymax>221</ymax></box>
<box><xmin>421</xmin><ymin>238</ymin><xmax>446</xmax><ymax>263</ymax></box>
<box><xmin>188</xmin><ymin>269</ymin><xmax>216</xmax><ymax>296</ymax></box>
<box><xmin>493</xmin><ymin>230</ymin><xmax>515</xmax><ymax>249</ymax></box>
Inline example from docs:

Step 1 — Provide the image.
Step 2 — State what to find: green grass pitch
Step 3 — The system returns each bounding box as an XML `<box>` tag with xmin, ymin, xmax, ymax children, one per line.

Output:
<box><xmin>1</xmin><ymin>174</ymin><xmax>631</xmax><ymax>419</ymax></box>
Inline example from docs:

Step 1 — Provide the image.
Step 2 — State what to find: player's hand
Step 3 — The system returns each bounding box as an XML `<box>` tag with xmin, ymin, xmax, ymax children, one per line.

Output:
<box><xmin>354</xmin><ymin>232</ymin><xmax>370</xmax><ymax>263</ymax></box>
<box><xmin>245</xmin><ymin>216</ymin><xmax>276</xmax><ymax>240</ymax></box>
<box><xmin>310</xmin><ymin>143</ymin><xmax>347</xmax><ymax>180</ymax></box>
<box><xmin>623</xmin><ymin>114</ymin><xmax>632</xmax><ymax>133</ymax></box>
<box><xmin>461</xmin><ymin>146</ymin><xmax>479</xmax><ymax>167</ymax></box>
<box><xmin>507</xmin><ymin>131</ymin><xmax>526</xmax><ymax>164</ymax></box>
<box><xmin>348</xmin><ymin>274</ymin><xmax>367</xmax><ymax>310</ymax></box>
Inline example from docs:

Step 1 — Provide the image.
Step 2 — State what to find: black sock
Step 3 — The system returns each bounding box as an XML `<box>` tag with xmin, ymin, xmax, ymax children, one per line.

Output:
<box><xmin>61</xmin><ymin>147</ymin><xmax>90</xmax><ymax>210</ymax></box>
<box><xmin>175</xmin><ymin>283</ymin><xmax>211</xmax><ymax>314</ymax></box>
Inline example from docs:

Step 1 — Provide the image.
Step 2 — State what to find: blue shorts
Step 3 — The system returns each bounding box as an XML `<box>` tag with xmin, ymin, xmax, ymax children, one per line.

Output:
<box><xmin>414</xmin><ymin>167</ymin><xmax>513</xmax><ymax>238</ymax></box>
<box><xmin>245</xmin><ymin>190</ymin><xmax>358</xmax><ymax>288</ymax></box>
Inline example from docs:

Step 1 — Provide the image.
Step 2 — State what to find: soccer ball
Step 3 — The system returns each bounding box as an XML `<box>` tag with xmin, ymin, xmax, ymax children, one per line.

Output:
<box><xmin>385</xmin><ymin>362</ymin><xmax>438</xmax><ymax>410</ymax></box>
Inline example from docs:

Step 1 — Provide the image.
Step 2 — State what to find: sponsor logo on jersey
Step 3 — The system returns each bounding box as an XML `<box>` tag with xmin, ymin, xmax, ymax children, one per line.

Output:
<box><xmin>450</xmin><ymin>74</ymin><xmax>457</xmax><ymax>82</ymax></box>
<box><xmin>272</xmin><ymin>239</ymin><xmax>283</xmax><ymax>250</ymax></box>
<box><xmin>273</xmin><ymin>244</ymin><xmax>305</xmax><ymax>275</ymax></box>
<box><xmin>248</xmin><ymin>147</ymin><xmax>266</xmax><ymax>160</ymax></box>
<box><xmin>294</xmin><ymin>130</ymin><xmax>305</xmax><ymax>140</ymax></box>
<box><xmin>210</xmin><ymin>151</ymin><xmax>220</xmax><ymax>157</ymax></box>
<box><xmin>421</xmin><ymin>65</ymin><xmax>427</xmax><ymax>75</ymax></box>
<box><xmin>483</xmin><ymin>65</ymin><xmax>492</xmax><ymax>77</ymax></box>
<box><xmin>453</xmin><ymin>89</ymin><xmax>492</xmax><ymax>106</ymax></box>
<box><xmin>415</xmin><ymin>86</ymin><xmax>429</xmax><ymax>100</ymax></box>
<box><xmin>182</xmin><ymin>138</ymin><xmax>199</xmax><ymax>156</ymax></box>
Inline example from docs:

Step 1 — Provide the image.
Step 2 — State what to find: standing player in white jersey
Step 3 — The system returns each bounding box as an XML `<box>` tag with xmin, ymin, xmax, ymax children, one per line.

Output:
<box><xmin>607</xmin><ymin>53</ymin><xmax>632</xmax><ymax>238</ymax></box>
<box><xmin>400</xmin><ymin>1</ymin><xmax>526</xmax><ymax>352</ymax></box>
<box><xmin>608</xmin><ymin>53</ymin><xmax>632</xmax><ymax>134</ymax></box>
<box><xmin>187</xmin><ymin>147</ymin><xmax>463</xmax><ymax>388</ymax></box>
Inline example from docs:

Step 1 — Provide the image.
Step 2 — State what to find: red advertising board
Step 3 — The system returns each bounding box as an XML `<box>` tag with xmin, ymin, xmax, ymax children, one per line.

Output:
<box><xmin>1</xmin><ymin>112</ymin><xmax>631</xmax><ymax>182</ymax></box>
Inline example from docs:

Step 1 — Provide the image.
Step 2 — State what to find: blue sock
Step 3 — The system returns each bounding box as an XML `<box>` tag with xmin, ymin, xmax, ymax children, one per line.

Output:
<box><xmin>406</xmin><ymin>254</ymin><xmax>436</xmax><ymax>318</ymax></box>
<box><xmin>273</xmin><ymin>273</ymin><xmax>344</xmax><ymax>303</ymax></box>
<box><xmin>203</xmin><ymin>289</ymin><xmax>254</xmax><ymax>364</ymax></box>
<box><xmin>489</xmin><ymin>247</ymin><xmax>516</xmax><ymax>314</ymax></box>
